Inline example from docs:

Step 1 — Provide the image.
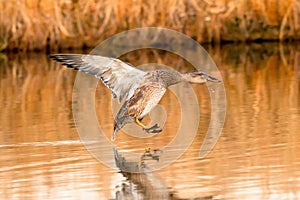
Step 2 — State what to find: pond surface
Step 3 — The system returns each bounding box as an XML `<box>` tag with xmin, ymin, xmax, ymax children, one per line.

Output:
<box><xmin>0</xmin><ymin>43</ymin><xmax>300</xmax><ymax>199</ymax></box>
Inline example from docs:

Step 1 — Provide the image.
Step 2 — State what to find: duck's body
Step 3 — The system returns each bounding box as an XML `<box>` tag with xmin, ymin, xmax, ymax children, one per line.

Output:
<box><xmin>50</xmin><ymin>54</ymin><xmax>220</xmax><ymax>140</ymax></box>
<box><xmin>127</xmin><ymin>69</ymin><xmax>183</xmax><ymax>117</ymax></box>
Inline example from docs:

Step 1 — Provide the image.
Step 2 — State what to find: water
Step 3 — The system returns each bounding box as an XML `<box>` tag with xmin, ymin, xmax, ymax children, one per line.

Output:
<box><xmin>0</xmin><ymin>43</ymin><xmax>300</xmax><ymax>199</ymax></box>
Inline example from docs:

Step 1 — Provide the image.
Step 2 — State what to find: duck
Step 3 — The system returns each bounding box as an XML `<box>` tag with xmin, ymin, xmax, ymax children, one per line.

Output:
<box><xmin>50</xmin><ymin>54</ymin><xmax>221</xmax><ymax>140</ymax></box>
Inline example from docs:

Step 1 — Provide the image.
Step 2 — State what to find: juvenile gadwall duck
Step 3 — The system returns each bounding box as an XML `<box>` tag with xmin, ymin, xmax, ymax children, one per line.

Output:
<box><xmin>50</xmin><ymin>54</ymin><xmax>221</xmax><ymax>140</ymax></box>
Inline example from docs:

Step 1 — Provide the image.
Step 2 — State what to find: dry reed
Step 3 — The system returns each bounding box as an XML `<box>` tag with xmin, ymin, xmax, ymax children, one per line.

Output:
<box><xmin>0</xmin><ymin>0</ymin><xmax>300</xmax><ymax>51</ymax></box>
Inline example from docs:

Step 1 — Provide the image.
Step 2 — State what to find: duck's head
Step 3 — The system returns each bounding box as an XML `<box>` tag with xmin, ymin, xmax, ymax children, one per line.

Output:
<box><xmin>183</xmin><ymin>70</ymin><xmax>221</xmax><ymax>84</ymax></box>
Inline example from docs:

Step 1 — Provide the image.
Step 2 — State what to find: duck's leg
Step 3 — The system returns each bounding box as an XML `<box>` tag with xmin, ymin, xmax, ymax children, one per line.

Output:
<box><xmin>135</xmin><ymin>118</ymin><xmax>162</xmax><ymax>133</ymax></box>
<box><xmin>135</xmin><ymin>118</ymin><xmax>147</xmax><ymax>128</ymax></box>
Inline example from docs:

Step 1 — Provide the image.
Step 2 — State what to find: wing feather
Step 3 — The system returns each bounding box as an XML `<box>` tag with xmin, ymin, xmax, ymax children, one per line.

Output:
<box><xmin>50</xmin><ymin>54</ymin><xmax>146</xmax><ymax>102</ymax></box>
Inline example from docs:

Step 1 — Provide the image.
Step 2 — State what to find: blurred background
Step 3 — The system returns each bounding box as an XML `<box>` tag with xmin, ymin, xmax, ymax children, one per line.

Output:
<box><xmin>0</xmin><ymin>0</ymin><xmax>300</xmax><ymax>200</ymax></box>
<box><xmin>0</xmin><ymin>0</ymin><xmax>300</xmax><ymax>51</ymax></box>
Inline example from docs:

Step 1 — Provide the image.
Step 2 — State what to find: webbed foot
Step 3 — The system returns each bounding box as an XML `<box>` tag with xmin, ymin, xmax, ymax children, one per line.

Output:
<box><xmin>143</xmin><ymin>123</ymin><xmax>162</xmax><ymax>134</ymax></box>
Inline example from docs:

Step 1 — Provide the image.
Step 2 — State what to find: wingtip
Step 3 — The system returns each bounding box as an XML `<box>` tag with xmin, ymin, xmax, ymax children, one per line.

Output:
<box><xmin>48</xmin><ymin>54</ymin><xmax>64</xmax><ymax>62</ymax></box>
<box><xmin>111</xmin><ymin>132</ymin><xmax>116</xmax><ymax>141</ymax></box>
<box><xmin>111</xmin><ymin>128</ymin><xmax>118</xmax><ymax>141</ymax></box>
<box><xmin>49</xmin><ymin>54</ymin><xmax>57</xmax><ymax>60</ymax></box>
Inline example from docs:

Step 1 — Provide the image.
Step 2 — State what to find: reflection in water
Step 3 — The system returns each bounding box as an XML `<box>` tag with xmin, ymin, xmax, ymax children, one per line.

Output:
<box><xmin>113</xmin><ymin>147</ymin><xmax>169</xmax><ymax>199</ymax></box>
<box><xmin>113</xmin><ymin>147</ymin><xmax>213</xmax><ymax>199</ymax></box>
<box><xmin>0</xmin><ymin>43</ymin><xmax>300</xmax><ymax>199</ymax></box>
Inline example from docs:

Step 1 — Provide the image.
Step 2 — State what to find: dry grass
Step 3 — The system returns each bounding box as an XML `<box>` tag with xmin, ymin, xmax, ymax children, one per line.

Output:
<box><xmin>0</xmin><ymin>0</ymin><xmax>300</xmax><ymax>51</ymax></box>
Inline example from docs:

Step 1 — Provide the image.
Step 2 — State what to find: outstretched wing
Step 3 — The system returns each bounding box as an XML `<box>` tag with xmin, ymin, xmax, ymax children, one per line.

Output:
<box><xmin>50</xmin><ymin>54</ymin><xmax>146</xmax><ymax>102</ymax></box>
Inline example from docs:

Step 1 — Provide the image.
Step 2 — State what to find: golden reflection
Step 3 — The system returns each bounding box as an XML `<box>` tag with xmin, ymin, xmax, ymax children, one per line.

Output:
<box><xmin>0</xmin><ymin>43</ymin><xmax>300</xmax><ymax>199</ymax></box>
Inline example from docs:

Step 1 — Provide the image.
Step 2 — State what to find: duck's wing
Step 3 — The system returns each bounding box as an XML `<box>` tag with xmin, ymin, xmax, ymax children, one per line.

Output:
<box><xmin>50</xmin><ymin>54</ymin><xmax>146</xmax><ymax>102</ymax></box>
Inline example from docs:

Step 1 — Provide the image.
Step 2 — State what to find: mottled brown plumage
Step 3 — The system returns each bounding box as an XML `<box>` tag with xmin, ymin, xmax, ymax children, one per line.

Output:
<box><xmin>128</xmin><ymin>83</ymin><xmax>166</xmax><ymax>118</ymax></box>
<box><xmin>50</xmin><ymin>54</ymin><xmax>221</xmax><ymax>140</ymax></box>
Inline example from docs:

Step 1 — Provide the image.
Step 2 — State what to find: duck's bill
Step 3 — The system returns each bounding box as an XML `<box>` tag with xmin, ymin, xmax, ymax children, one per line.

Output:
<box><xmin>203</xmin><ymin>74</ymin><xmax>222</xmax><ymax>82</ymax></box>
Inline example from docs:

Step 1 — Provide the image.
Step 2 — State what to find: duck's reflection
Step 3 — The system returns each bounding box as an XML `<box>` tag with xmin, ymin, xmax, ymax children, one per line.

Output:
<box><xmin>141</xmin><ymin>148</ymin><xmax>162</xmax><ymax>162</ymax></box>
<box><xmin>113</xmin><ymin>147</ymin><xmax>140</xmax><ymax>173</ymax></box>
<box><xmin>114</xmin><ymin>182</ymin><xmax>138</xmax><ymax>200</ymax></box>
<box><xmin>113</xmin><ymin>147</ymin><xmax>162</xmax><ymax>173</ymax></box>
<box><xmin>113</xmin><ymin>147</ymin><xmax>169</xmax><ymax>199</ymax></box>
<box><xmin>112</xmin><ymin>147</ymin><xmax>213</xmax><ymax>200</ymax></box>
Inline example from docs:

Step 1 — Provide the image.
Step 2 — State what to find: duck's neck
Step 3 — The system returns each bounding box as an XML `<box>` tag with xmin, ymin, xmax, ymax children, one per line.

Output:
<box><xmin>155</xmin><ymin>70</ymin><xmax>184</xmax><ymax>87</ymax></box>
